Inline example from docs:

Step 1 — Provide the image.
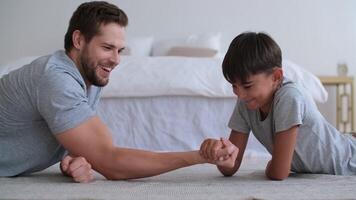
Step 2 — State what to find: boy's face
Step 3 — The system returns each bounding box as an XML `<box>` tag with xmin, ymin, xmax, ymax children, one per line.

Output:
<box><xmin>232</xmin><ymin>69</ymin><xmax>282</xmax><ymax>113</ymax></box>
<box><xmin>80</xmin><ymin>22</ymin><xmax>126</xmax><ymax>87</ymax></box>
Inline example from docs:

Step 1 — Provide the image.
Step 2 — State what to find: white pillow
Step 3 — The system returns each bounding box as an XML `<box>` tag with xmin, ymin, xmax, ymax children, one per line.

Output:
<box><xmin>152</xmin><ymin>33</ymin><xmax>221</xmax><ymax>57</ymax></box>
<box><xmin>166</xmin><ymin>46</ymin><xmax>218</xmax><ymax>57</ymax></box>
<box><xmin>122</xmin><ymin>36</ymin><xmax>153</xmax><ymax>56</ymax></box>
<box><xmin>283</xmin><ymin>59</ymin><xmax>328</xmax><ymax>103</ymax></box>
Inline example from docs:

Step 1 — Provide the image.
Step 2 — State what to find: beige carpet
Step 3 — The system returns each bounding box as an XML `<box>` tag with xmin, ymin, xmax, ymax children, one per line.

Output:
<box><xmin>1</xmin><ymin>158</ymin><xmax>356</xmax><ymax>200</ymax></box>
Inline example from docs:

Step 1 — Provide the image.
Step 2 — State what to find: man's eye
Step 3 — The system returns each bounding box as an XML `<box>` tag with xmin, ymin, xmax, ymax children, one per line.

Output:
<box><xmin>103</xmin><ymin>46</ymin><xmax>111</xmax><ymax>50</ymax></box>
<box><xmin>244</xmin><ymin>85</ymin><xmax>252</xmax><ymax>89</ymax></box>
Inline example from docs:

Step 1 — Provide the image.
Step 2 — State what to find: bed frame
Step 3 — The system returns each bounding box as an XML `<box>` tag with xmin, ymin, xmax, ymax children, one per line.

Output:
<box><xmin>319</xmin><ymin>76</ymin><xmax>355</xmax><ymax>132</ymax></box>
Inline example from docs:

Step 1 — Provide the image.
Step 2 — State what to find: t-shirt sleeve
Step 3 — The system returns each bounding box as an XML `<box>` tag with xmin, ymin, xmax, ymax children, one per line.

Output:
<box><xmin>228</xmin><ymin>99</ymin><xmax>251</xmax><ymax>134</ymax></box>
<box><xmin>274</xmin><ymin>88</ymin><xmax>305</xmax><ymax>133</ymax></box>
<box><xmin>36</xmin><ymin>70</ymin><xmax>95</xmax><ymax>134</ymax></box>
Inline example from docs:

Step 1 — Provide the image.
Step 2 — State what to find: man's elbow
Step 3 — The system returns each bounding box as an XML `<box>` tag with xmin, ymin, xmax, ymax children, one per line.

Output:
<box><xmin>98</xmin><ymin>165</ymin><xmax>133</xmax><ymax>180</ymax></box>
<box><xmin>102</xmin><ymin>171</ymin><xmax>129</xmax><ymax>180</ymax></box>
<box><xmin>93</xmin><ymin>159</ymin><xmax>132</xmax><ymax>180</ymax></box>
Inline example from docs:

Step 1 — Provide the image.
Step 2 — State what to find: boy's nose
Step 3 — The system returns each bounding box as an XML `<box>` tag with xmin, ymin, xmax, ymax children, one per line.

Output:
<box><xmin>235</xmin><ymin>86</ymin><xmax>247</xmax><ymax>99</ymax></box>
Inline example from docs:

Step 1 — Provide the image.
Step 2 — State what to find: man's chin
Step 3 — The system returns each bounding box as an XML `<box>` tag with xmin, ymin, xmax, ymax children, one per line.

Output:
<box><xmin>92</xmin><ymin>79</ymin><xmax>109</xmax><ymax>87</ymax></box>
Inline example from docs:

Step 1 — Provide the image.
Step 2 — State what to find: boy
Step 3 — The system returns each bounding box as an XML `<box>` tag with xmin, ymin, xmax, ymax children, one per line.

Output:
<box><xmin>200</xmin><ymin>32</ymin><xmax>356</xmax><ymax>180</ymax></box>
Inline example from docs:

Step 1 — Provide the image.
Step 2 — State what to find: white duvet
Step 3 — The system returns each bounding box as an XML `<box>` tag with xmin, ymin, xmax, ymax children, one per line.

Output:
<box><xmin>102</xmin><ymin>56</ymin><xmax>328</xmax><ymax>103</ymax></box>
<box><xmin>0</xmin><ymin>55</ymin><xmax>328</xmax><ymax>103</ymax></box>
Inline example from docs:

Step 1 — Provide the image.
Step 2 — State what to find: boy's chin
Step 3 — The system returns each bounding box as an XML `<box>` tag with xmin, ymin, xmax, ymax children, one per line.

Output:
<box><xmin>246</xmin><ymin>104</ymin><xmax>259</xmax><ymax>110</ymax></box>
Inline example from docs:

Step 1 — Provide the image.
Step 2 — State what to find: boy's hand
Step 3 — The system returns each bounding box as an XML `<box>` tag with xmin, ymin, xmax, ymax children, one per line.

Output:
<box><xmin>200</xmin><ymin>138</ymin><xmax>239</xmax><ymax>168</ymax></box>
<box><xmin>215</xmin><ymin>138</ymin><xmax>239</xmax><ymax>168</ymax></box>
<box><xmin>60</xmin><ymin>155</ymin><xmax>94</xmax><ymax>183</ymax></box>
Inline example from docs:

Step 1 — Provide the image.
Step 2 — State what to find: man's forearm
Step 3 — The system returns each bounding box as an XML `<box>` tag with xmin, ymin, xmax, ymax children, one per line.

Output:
<box><xmin>99</xmin><ymin>148</ymin><xmax>206</xmax><ymax>180</ymax></box>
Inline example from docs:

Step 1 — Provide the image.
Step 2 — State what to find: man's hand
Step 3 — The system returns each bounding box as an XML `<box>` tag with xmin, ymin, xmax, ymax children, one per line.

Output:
<box><xmin>60</xmin><ymin>155</ymin><xmax>94</xmax><ymax>183</ymax></box>
<box><xmin>199</xmin><ymin>138</ymin><xmax>224</xmax><ymax>162</ymax></box>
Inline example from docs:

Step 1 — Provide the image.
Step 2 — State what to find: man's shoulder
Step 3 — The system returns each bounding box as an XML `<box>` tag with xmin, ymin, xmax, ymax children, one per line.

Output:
<box><xmin>41</xmin><ymin>51</ymin><xmax>85</xmax><ymax>87</ymax></box>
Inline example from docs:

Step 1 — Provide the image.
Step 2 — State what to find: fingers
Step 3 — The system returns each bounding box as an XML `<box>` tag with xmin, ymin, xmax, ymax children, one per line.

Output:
<box><xmin>216</xmin><ymin>138</ymin><xmax>235</xmax><ymax>157</ymax></box>
<box><xmin>72</xmin><ymin>167</ymin><xmax>93</xmax><ymax>183</ymax></box>
<box><xmin>60</xmin><ymin>155</ymin><xmax>73</xmax><ymax>172</ymax></box>
<box><xmin>200</xmin><ymin>139</ymin><xmax>223</xmax><ymax>161</ymax></box>
<box><xmin>214</xmin><ymin>138</ymin><xmax>239</xmax><ymax>168</ymax></box>
<box><xmin>216</xmin><ymin>147</ymin><xmax>239</xmax><ymax>168</ymax></box>
<box><xmin>65</xmin><ymin>156</ymin><xmax>94</xmax><ymax>183</ymax></box>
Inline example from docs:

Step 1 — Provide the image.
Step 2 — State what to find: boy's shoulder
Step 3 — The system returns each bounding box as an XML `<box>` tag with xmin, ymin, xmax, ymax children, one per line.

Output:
<box><xmin>277</xmin><ymin>78</ymin><xmax>305</xmax><ymax>96</ymax></box>
<box><xmin>275</xmin><ymin>78</ymin><xmax>311</xmax><ymax>105</ymax></box>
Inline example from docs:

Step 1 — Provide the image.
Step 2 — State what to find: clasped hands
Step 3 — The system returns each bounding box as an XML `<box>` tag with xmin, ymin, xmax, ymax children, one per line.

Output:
<box><xmin>199</xmin><ymin>138</ymin><xmax>239</xmax><ymax>168</ymax></box>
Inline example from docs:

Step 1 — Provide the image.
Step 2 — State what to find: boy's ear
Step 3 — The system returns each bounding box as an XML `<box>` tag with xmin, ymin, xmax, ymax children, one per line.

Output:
<box><xmin>273</xmin><ymin>67</ymin><xmax>283</xmax><ymax>82</ymax></box>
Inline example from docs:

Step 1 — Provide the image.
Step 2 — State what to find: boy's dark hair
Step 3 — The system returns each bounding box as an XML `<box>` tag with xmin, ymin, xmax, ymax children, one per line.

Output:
<box><xmin>222</xmin><ymin>32</ymin><xmax>282</xmax><ymax>84</ymax></box>
<box><xmin>64</xmin><ymin>1</ymin><xmax>128</xmax><ymax>53</ymax></box>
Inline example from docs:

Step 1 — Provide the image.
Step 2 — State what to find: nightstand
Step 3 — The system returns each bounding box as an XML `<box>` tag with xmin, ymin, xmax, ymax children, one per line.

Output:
<box><xmin>318</xmin><ymin>76</ymin><xmax>354</xmax><ymax>132</ymax></box>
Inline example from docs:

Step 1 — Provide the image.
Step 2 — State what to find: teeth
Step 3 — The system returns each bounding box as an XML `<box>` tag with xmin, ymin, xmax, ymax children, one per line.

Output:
<box><xmin>101</xmin><ymin>66</ymin><xmax>112</xmax><ymax>72</ymax></box>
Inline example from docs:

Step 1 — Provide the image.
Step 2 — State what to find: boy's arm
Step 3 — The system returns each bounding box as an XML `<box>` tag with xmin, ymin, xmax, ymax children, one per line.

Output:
<box><xmin>265</xmin><ymin>126</ymin><xmax>298</xmax><ymax>180</ymax></box>
<box><xmin>55</xmin><ymin>116</ymin><xmax>233</xmax><ymax>180</ymax></box>
<box><xmin>217</xmin><ymin>130</ymin><xmax>249</xmax><ymax>176</ymax></box>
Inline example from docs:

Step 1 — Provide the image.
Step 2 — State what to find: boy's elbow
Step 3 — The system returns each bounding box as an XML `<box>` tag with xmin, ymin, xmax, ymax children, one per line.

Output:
<box><xmin>218</xmin><ymin>165</ymin><xmax>239</xmax><ymax>177</ymax></box>
<box><xmin>265</xmin><ymin>170</ymin><xmax>289</xmax><ymax>181</ymax></box>
<box><xmin>221</xmin><ymin>172</ymin><xmax>235</xmax><ymax>177</ymax></box>
<box><xmin>266</xmin><ymin>174</ymin><xmax>288</xmax><ymax>181</ymax></box>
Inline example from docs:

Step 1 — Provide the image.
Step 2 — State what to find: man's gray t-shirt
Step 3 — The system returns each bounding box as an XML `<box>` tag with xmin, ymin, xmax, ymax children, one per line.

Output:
<box><xmin>229</xmin><ymin>78</ymin><xmax>356</xmax><ymax>175</ymax></box>
<box><xmin>0</xmin><ymin>50</ymin><xmax>102</xmax><ymax>176</ymax></box>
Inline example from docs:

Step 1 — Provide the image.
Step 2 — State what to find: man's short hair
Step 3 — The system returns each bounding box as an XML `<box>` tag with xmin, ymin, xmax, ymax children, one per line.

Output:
<box><xmin>64</xmin><ymin>1</ymin><xmax>128</xmax><ymax>52</ymax></box>
<box><xmin>222</xmin><ymin>32</ymin><xmax>282</xmax><ymax>84</ymax></box>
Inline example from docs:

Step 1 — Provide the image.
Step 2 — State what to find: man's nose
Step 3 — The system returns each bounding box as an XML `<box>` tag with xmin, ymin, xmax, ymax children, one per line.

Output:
<box><xmin>110</xmin><ymin>51</ymin><xmax>120</xmax><ymax>66</ymax></box>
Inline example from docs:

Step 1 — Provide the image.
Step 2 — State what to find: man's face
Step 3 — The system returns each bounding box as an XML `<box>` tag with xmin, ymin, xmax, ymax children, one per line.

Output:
<box><xmin>80</xmin><ymin>23</ymin><xmax>125</xmax><ymax>87</ymax></box>
<box><xmin>232</xmin><ymin>70</ymin><xmax>281</xmax><ymax>113</ymax></box>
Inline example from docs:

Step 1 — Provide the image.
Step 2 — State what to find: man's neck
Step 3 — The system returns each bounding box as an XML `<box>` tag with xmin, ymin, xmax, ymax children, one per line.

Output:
<box><xmin>66</xmin><ymin>50</ymin><xmax>91</xmax><ymax>89</ymax></box>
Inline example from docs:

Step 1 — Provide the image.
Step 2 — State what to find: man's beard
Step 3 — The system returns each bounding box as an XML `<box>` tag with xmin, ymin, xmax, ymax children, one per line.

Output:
<box><xmin>80</xmin><ymin>54</ymin><xmax>109</xmax><ymax>87</ymax></box>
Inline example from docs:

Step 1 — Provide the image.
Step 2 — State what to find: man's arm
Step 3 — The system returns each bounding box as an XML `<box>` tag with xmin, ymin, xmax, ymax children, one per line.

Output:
<box><xmin>217</xmin><ymin>130</ymin><xmax>249</xmax><ymax>176</ymax></box>
<box><xmin>55</xmin><ymin>116</ymin><xmax>230</xmax><ymax>180</ymax></box>
<box><xmin>265</xmin><ymin>126</ymin><xmax>298</xmax><ymax>180</ymax></box>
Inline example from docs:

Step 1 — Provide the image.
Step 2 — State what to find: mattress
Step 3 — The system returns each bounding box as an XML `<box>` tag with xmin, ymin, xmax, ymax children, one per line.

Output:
<box><xmin>97</xmin><ymin>96</ymin><xmax>269</xmax><ymax>157</ymax></box>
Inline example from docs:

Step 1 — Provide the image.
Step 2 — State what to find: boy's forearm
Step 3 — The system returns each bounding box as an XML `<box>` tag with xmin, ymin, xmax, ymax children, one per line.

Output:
<box><xmin>217</xmin><ymin>162</ymin><xmax>240</xmax><ymax>176</ymax></box>
<box><xmin>265</xmin><ymin>160</ymin><xmax>289</xmax><ymax>180</ymax></box>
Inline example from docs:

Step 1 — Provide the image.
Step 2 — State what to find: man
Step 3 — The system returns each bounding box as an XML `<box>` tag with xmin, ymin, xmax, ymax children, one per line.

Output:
<box><xmin>0</xmin><ymin>1</ymin><xmax>238</xmax><ymax>183</ymax></box>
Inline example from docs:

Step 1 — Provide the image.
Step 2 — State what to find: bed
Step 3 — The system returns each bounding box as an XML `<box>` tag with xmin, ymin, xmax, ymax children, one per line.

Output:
<box><xmin>0</xmin><ymin>54</ymin><xmax>328</xmax><ymax>157</ymax></box>
<box><xmin>97</xmin><ymin>55</ymin><xmax>328</xmax><ymax>155</ymax></box>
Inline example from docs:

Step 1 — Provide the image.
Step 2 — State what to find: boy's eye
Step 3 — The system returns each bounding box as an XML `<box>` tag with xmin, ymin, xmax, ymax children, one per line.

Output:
<box><xmin>244</xmin><ymin>85</ymin><xmax>252</xmax><ymax>89</ymax></box>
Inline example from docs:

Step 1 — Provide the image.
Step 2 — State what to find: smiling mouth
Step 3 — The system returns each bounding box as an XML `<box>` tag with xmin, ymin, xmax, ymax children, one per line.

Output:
<box><xmin>243</xmin><ymin>99</ymin><xmax>254</xmax><ymax>103</ymax></box>
<box><xmin>100</xmin><ymin>65</ymin><xmax>113</xmax><ymax>73</ymax></box>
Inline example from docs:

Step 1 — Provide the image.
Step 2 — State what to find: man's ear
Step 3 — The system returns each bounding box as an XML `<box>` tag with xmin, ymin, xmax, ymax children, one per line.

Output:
<box><xmin>273</xmin><ymin>67</ymin><xmax>283</xmax><ymax>82</ymax></box>
<box><xmin>72</xmin><ymin>30</ymin><xmax>84</xmax><ymax>50</ymax></box>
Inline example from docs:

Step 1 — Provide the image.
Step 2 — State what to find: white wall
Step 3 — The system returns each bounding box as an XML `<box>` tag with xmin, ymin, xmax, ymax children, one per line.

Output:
<box><xmin>1</xmin><ymin>0</ymin><xmax>355</xmax><ymax>128</ymax></box>
<box><xmin>1</xmin><ymin>0</ymin><xmax>356</xmax><ymax>76</ymax></box>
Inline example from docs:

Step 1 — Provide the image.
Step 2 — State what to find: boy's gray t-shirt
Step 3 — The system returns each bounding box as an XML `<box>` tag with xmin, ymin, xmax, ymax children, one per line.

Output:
<box><xmin>0</xmin><ymin>50</ymin><xmax>102</xmax><ymax>176</ymax></box>
<box><xmin>229</xmin><ymin>78</ymin><xmax>356</xmax><ymax>175</ymax></box>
